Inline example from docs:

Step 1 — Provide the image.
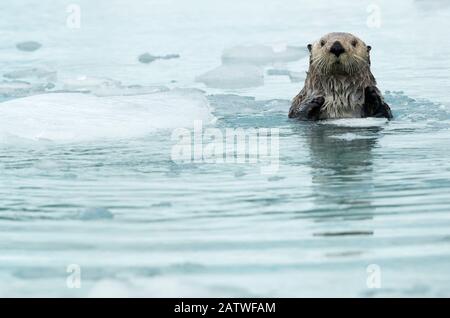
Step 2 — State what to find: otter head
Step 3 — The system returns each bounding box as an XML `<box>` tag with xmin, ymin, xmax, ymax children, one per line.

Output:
<box><xmin>307</xmin><ymin>32</ymin><xmax>371</xmax><ymax>76</ymax></box>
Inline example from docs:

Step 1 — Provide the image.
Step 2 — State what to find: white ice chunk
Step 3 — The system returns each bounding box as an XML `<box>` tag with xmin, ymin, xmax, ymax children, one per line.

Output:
<box><xmin>222</xmin><ymin>45</ymin><xmax>307</xmax><ymax>65</ymax></box>
<box><xmin>266</xmin><ymin>69</ymin><xmax>305</xmax><ymax>83</ymax></box>
<box><xmin>0</xmin><ymin>89</ymin><xmax>215</xmax><ymax>142</ymax></box>
<box><xmin>0</xmin><ymin>81</ymin><xmax>33</xmax><ymax>95</ymax></box>
<box><xmin>62</xmin><ymin>76</ymin><xmax>121</xmax><ymax>92</ymax></box>
<box><xmin>92</xmin><ymin>84</ymin><xmax>169</xmax><ymax>97</ymax></box>
<box><xmin>273</xmin><ymin>46</ymin><xmax>308</xmax><ymax>63</ymax></box>
<box><xmin>319</xmin><ymin>118</ymin><xmax>389</xmax><ymax>128</ymax></box>
<box><xmin>196</xmin><ymin>64</ymin><xmax>264</xmax><ymax>89</ymax></box>
<box><xmin>266</xmin><ymin>69</ymin><xmax>291</xmax><ymax>76</ymax></box>
<box><xmin>4</xmin><ymin>67</ymin><xmax>57</xmax><ymax>82</ymax></box>
<box><xmin>0</xmin><ymin>80</ymin><xmax>53</xmax><ymax>98</ymax></box>
<box><xmin>61</xmin><ymin>76</ymin><xmax>167</xmax><ymax>96</ymax></box>
<box><xmin>222</xmin><ymin>45</ymin><xmax>275</xmax><ymax>65</ymax></box>
<box><xmin>288</xmin><ymin>71</ymin><xmax>304</xmax><ymax>83</ymax></box>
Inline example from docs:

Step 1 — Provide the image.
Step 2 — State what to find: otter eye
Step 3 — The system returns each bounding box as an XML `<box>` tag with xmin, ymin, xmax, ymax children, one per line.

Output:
<box><xmin>351</xmin><ymin>39</ymin><xmax>358</xmax><ymax>47</ymax></box>
<box><xmin>320</xmin><ymin>40</ymin><xmax>326</xmax><ymax>47</ymax></box>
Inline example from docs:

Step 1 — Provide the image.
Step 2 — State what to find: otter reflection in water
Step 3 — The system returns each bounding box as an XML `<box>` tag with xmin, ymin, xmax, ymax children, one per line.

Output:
<box><xmin>301</xmin><ymin>123</ymin><xmax>382</xmax><ymax>224</ymax></box>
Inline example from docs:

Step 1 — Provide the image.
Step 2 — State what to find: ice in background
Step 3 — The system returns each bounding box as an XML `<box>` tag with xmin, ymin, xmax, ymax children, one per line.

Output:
<box><xmin>1</xmin><ymin>0</ymin><xmax>450</xmax><ymax>297</ymax></box>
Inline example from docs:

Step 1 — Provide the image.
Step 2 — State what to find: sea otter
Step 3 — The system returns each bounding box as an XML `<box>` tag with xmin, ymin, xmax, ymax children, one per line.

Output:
<box><xmin>288</xmin><ymin>32</ymin><xmax>392</xmax><ymax>120</ymax></box>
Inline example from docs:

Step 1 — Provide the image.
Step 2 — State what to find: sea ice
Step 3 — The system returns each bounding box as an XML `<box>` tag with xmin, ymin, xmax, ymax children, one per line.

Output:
<box><xmin>266</xmin><ymin>69</ymin><xmax>291</xmax><ymax>76</ymax></box>
<box><xmin>197</xmin><ymin>44</ymin><xmax>307</xmax><ymax>89</ymax></box>
<box><xmin>222</xmin><ymin>45</ymin><xmax>307</xmax><ymax>65</ymax></box>
<box><xmin>288</xmin><ymin>71</ymin><xmax>303</xmax><ymax>83</ymax></box>
<box><xmin>196</xmin><ymin>64</ymin><xmax>264</xmax><ymax>89</ymax></box>
<box><xmin>273</xmin><ymin>46</ymin><xmax>308</xmax><ymax>63</ymax></box>
<box><xmin>61</xmin><ymin>76</ymin><xmax>168</xmax><ymax>96</ymax></box>
<box><xmin>222</xmin><ymin>45</ymin><xmax>275</xmax><ymax>65</ymax></box>
<box><xmin>92</xmin><ymin>84</ymin><xmax>169</xmax><ymax>97</ymax></box>
<box><xmin>0</xmin><ymin>81</ymin><xmax>33</xmax><ymax>96</ymax></box>
<box><xmin>0</xmin><ymin>89</ymin><xmax>215</xmax><ymax>142</ymax></box>
<box><xmin>0</xmin><ymin>80</ymin><xmax>53</xmax><ymax>98</ymax></box>
<box><xmin>62</xmin><ymin>76</ymin><xmax>121</xmax><ymax>93</ymax></box>
<box><xmin>4</xmin><ymin>67</ymin><xmax>57</xmax><ymax>83</ymax></box>
<box><xmin>266</xmin><ymin>69</ymin><xmax>304</xmax><ymax>83</ymax></box>
<box><xmin>207</xmin><ymin>94</ymin><xmax>289</xmax><ymax>116</ymax></box>
<box><xmin>319</xmin><ymin>118</ymin><xmax>389</xmax><ymax>128</ymax></box>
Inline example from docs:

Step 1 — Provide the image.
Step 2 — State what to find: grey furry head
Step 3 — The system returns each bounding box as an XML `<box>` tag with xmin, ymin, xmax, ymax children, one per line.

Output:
<box><xmin>307</xmin><ymin>32</ymin><xmax>372</xmax><ymax>76</ymax></box>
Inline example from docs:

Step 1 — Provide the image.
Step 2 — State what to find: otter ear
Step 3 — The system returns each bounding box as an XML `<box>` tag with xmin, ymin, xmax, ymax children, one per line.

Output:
<box><xmin>307</xmin><ymin>44</ymin><xmax>312</xmax><ymax>53</ymax></box>
<box><xmin>367</xmin><ymin>45</ymin><xmax>372</xmax><ymax>52</ymax></box>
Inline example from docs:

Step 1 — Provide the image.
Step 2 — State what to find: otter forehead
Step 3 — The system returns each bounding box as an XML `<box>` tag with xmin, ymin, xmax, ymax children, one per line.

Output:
<box><xmin>315</xmin><ymin>32</ymin><xmax>367</xmax><ymax>47</ymax></box>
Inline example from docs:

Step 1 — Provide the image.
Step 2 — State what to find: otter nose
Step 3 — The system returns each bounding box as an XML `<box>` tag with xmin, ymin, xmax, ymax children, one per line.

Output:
<box><xmin>329</xmin><ymin>41</ymin><xmax>345</xmax><ymax>57</ymax></box>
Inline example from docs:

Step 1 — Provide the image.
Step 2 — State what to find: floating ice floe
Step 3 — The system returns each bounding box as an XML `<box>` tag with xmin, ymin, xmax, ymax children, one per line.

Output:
<box><xmin>16</xmin><ymin>41</ymin><xmax>42</xmax><ymax>52</ymax></box>
<box><xmin>287</xmin><ymin>71</ymin><xmax>303</xmax><ymax>83</ymax></box>
<box><xmin>0</xmin><ymin>81</ymin><xmax>35</xmax><ymax>96</ymax></box>
<box><xmin>207</xmin><ymin>94</ymin><xmax>289</xmax><ymax>116</ymax></box>
<box><xmin>197</xmin><ymin>44</ymin><xmax>307</xmax><ymax>89</ymax></box>
<box><xmin>92</xmin><ymin>84</ymin><xmax>169</xmax><ymax>97</ymax></box>
<box><xmin>0</xmin><ymin>80</ymin><xmax>54</xmax><ymax>98</ymax></box>
<box><xmin>266</xmin><ymin>69</ymin><xmax>290</xmax><ymax>76</ymax></box>
<box><xmin>319</xmin><ymin>118</ymin><xmax>389</xmax><ymax>128</ymax></box>
<box><xmin>62</xmin><ymin>76</ymin><xmax>121</xmax><ymax>92</ymax></box>
<box><xmin>0</xmin><ymin>89</ymin><xmax>215</xmax><ymax>142</ymax></box>
<box><xmin>222</xmin><ymin>45</ymin><xmax>307</xmax><ymax>65</ymax></box>
<box><xmin>266</xmin><ymin>69</ymin><xmax>304</xmax><ymax>83</ymax></box>
<box><xmin>1</xmin><ymin>67</ymin><xmax>57</xmax><ymax>98</ymax></box>
<box><xmin>196</xmin><ymin>64</ymin><xmax>264</xmax><ymax>89</ymax></box>
<box><xmin>4</xmin><ymin>67</ymin><xmax>57</xmax><ymax>83</ymax></box>
<box><xmin>138</xmin><ymin>52</ymin><xmax>180</xmax><ymax>64</ymax></box>
<box><xmin>61</xmin><ymin>76</ymin><xmax>168</xmax><ymax>96</ymax></box>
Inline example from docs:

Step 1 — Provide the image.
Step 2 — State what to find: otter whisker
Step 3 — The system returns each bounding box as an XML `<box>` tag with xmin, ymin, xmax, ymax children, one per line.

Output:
<box><xmin>353</xmin><ymin>54</ymin><xmax>366</xmax><ymax>62</ymax></box>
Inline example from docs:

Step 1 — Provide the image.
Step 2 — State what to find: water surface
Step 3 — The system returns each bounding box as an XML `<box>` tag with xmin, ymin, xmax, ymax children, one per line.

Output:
<box><xmin>1</xmin><ymin>0</ymin><xmax>450</xmax><ymax>297</ymax></box>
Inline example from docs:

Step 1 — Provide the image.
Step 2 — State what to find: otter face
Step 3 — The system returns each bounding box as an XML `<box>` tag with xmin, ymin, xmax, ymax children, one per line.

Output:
<box><xmin>308</xmin><ymin>32</ymin><xmax>371</xmax><ymax>76</ymax></box>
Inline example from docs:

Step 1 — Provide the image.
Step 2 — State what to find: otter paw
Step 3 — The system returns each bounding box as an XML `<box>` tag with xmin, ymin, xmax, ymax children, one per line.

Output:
<box><xmin>364</xmin><ymin>86</ymin><xmax>382</xmax><ymax>104</ymax></box>
<box><xmin>311</xmin><ymin>96</ymin><xmax>325</xmax><ymax>106</ymax></box>
<box><xmin>363</xmin><ymin>87</ymin><xmax>393</xmax><ymax>120</ymax></box>
<box><xmin>297</xmin><ymin>96</ymin><xmax>325</xmax><ymax>121</ymax></box>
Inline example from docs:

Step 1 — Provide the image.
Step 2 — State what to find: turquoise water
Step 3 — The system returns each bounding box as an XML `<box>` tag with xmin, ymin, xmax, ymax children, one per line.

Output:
<box><xmin>1</xmin><ymin>0</ymin><xmax>450</xmax><ymax>297</ymax></box>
